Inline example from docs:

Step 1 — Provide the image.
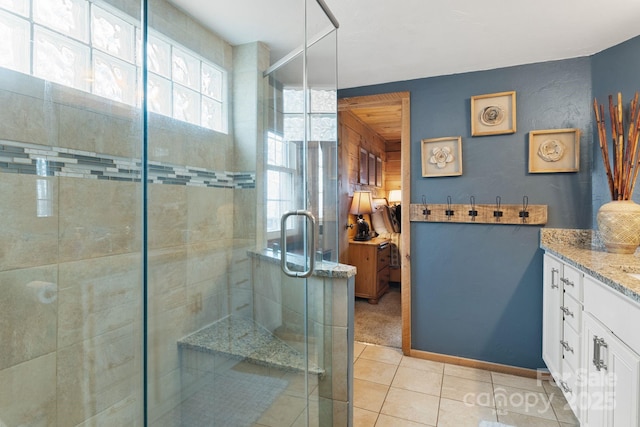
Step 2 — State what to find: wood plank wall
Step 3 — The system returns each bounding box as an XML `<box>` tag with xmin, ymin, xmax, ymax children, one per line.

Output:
<box><xmin>338</xmin><ymin>110</ymin><xmax>389</xmax><ymax>264</ymax></box>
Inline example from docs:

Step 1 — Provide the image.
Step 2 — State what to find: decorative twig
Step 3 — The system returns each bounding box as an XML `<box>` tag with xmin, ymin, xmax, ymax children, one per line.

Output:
<box><xmin>594</xmin><ymin>92</ymin><xmax>640</xmax><ymax>200</ymax></box>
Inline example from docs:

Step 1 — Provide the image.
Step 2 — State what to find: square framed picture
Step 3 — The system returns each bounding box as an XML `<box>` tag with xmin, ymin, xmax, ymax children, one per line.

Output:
<box><xmin>375</xmin><ymin>156</ymin><xmax>383</xmax><ymax>187</ymax></box>
<box><xmin>471</xmin><ymin>91</ymin><xmax>516</xmax><ymax>136</ymax></box>
<box><xmin>359</xmin><ymin>147</ymin><xmax>368</xmax><ymax>184</ymax></box>
<box><xmin>368</xmin><ymin>152</ymin><xmax>376</xmax><ymax>185</ymax></box>
<box><xmin>529</xmin><ymin>128</ymin><xmax>580</xmax><ymax>173</ymax></box>
<box><xmin>421</xmin><ymin>136</ymin><xmax>463</xmax><ymax>177</ymax></box>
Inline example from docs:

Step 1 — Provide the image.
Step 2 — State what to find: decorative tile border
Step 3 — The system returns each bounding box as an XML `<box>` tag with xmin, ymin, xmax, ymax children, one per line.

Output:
<box><xmin>0</xmin><ymin>140</ymin><xmax>255</xmax><ymax>189</ymax></box>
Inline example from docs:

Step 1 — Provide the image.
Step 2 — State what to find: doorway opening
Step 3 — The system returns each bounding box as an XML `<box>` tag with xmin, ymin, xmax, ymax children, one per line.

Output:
<box><xmin>338</xmin><ymin>92</ymin><xmax>411</xmax><ymax>353</ymax></box>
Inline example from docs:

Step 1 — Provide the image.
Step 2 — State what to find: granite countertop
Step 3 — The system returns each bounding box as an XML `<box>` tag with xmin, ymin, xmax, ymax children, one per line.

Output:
<box><xmin>248</xmin><ymin>249</ymin><xmax>357</xmax><ymax>279</ymax></box>
<box><xmin>178</xmin><ymin>316</ymin><xmax>324</xmax><ymax>375</ymax></box>
<box><xmin>540</xmin><ymin>228</ymin><xmax>640</xmax><ymax>303</ymax></box>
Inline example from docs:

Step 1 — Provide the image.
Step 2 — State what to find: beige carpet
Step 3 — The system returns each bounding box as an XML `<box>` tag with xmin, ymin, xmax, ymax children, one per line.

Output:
<box><xmin>354</xmin><ymin>285</ymin><xmax>401</xmax><ymax>348</ymax></box>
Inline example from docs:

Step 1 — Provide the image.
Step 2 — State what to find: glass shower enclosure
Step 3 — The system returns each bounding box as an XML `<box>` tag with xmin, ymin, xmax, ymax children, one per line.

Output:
<box><xmin>0</xmin><ymin>0</ymin><xmax>351</xmax><ymax>426</ymax></box>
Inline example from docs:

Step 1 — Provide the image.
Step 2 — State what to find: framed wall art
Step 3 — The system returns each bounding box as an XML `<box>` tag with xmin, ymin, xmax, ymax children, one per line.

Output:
<box><xmin>368</xmin><ymin>152</ymin><xmax>376</xmax><ymax>185</ymax></box>
<box><xmin>359</xmin><ymin>147</ymin><xmax>369</xmax><ymax>184</ymax></box>
<box><xmin>375</xmin><ymin>156</ymin><xmax>383</xmax><ymax>187</ymax></box>
<box><xmin>529</xmin><ymin>128</ymin><xmax>580</xmax><ymax>173</ymax></box>
<box><xmin>421</xmin><ymin>136</ymin><xmax>463</xmax><ymax>177</ymax></box>
<box><xmin>471</xmin><ymin>91</ymin><xmax>516</xmax><ymax>136</ymax></box>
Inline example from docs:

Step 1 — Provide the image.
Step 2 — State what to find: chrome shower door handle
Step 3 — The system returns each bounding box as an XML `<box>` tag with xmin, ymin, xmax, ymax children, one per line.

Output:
<box><xmin>280</xmin><ymin>210</ymin><xmax>316</xmax><ymax>278</ymax></box>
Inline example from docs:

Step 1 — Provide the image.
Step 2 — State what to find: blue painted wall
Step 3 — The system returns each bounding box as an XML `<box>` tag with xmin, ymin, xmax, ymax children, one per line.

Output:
<box><xmin>340</xmin><ymin>57</ymin><xmax>596</xmax><ymax>369</ymax></box>
<box><xmin>591</xmin><ymin>36</ymin><xmax>640</xmax><ymax>223</ymax></box>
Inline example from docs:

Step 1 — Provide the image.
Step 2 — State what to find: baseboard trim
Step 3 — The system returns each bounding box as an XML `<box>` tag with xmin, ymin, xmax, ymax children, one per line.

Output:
<box><xmin>408</xmin><ymin>348</ymin><xmax>546</xmax><ymax>379</ymax></box>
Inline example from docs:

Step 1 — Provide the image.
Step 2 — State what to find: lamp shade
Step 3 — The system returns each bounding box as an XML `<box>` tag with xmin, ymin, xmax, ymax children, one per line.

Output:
<box><xmin>388</xmin><ymin>189</ymin><xmax>401</xmax><ymax>204</ymax></box>
<box><xmin>350</xmin><ymin>191</ymin><xmax>374</xmax><ymax>215</ymax></box>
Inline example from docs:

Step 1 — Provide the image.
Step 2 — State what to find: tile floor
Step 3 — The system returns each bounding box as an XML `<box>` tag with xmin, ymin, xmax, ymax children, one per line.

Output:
<box><xmin>353</xmin><ymin>341</ymin><xmax>581</xmax><ymax>427</ymax></box>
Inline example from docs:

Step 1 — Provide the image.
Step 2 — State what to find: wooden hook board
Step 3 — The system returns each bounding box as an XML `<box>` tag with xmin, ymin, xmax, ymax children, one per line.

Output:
<box><xmin>409</xmin><ymin>203</ymin><xmax>547</xmax><ymax>225</ymax></box>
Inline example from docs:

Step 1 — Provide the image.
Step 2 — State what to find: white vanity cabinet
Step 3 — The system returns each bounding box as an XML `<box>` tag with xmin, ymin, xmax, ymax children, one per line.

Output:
<box><xmin>542</xmin><ymin>253</ymin><xmax>583</xmax><ymax>414</ymax></box>
<box><xmin>582</xmin><ymin>275</ymin><xmax>640</xmax><ymax>427</ymax></box>
<box><xmin>542</xmin><ymin>254</ymin><xmax>563</xmax><ymax>377</ymax></box>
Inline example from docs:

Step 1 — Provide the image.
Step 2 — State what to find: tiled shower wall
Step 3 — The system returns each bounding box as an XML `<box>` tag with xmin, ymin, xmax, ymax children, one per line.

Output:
<box><xmin>0</xmin><ymin>0</ymin><xmax>267</xmax><ymax>424</ymax></box>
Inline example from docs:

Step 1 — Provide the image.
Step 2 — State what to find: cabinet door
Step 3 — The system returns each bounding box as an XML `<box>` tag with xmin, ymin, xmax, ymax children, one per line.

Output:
<box><xmin>543</xmin><ymin>254</ymin><xmax>563</xmax><ymax>378</ymax></box>
<box><xmin>584</xmin><ymin>313</ymin><xmax>640</xmax><ymax>427</ymax></box>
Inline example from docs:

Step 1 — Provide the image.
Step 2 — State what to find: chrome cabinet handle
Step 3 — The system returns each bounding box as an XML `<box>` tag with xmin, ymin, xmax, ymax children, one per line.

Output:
<box><xmin>280</xmin><ymin>210</ymin><xmax>316</xmax><ymax>278</ymax></box>
<box><xmin>564</xmin><ymin>279</ymin><xmax>575</xmax><ymax>287</ymax></box>
<box><xmin>593</xmin><ymin>335</ymin><xmax>608</xmax><ymax>371</ymax></box>
<box><xmin>560</xmin><ymin>340</ymin><xmax>574</xmax><ymax>354</ymax></box>
<box><xmin>560</xmin><ymin>306</ymin><xmax>574</xmax><ymax>317</ymax></box>
<box><xmin>551</xmin><ymin>268</ymin><xmax>559</xmax><ymax>289</ymax></box>
<box><xmin>559</xmin><ymin>380</ymin><xmax>572</xmax><ymax>394</ymax></box>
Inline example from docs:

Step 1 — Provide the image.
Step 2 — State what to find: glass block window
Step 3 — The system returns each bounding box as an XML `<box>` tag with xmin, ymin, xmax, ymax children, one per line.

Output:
<box><xmin>33</xmin><ymin>0</ymin><xmax>89</xmax><ymax>42</ymax></box>
<box><xmin>0</xmin><ymin>10</ymin><xmax>30</xmax><ymax>73</ymax></box>
<box><xmin>91</xmin><ymin>4</ymin><xmax>134</xmax><ymax>63</ymax></box>
<box><xmin>146</xmin><ymin>33</ymin><xmax>170</xmax><ymax>77</ymax></box>
<box><xmin>34</xmin><ymin>25</ymin><xmax>90</xmax><ymax>91</ymax></box>
<box><xmin>173</xmin><ymin>83</ymin><xmax>200</xmax><ymax>126</ymax></box>
<box><xmin>172</xmin><ymin>47</ymin><xmax>200</xmax><ymax>91</ymax></box>
<box><xmin>283</xmin><ymin>88</ymin><xmax>337</xmax><ymax>141</ymax></box>
<box><xmin>0</xmin><ymin>0</ymin><xmax>28</xmax><ymax>17</ymax></box>
<box><xmin>92</xmin><ymin>51</ymin><xmax>136</xmax><ymax>105</ymax></box>
<box><xmin>148</xmin><ymin>72</ymin><xmax>171</xmax><ymax>116</ymax></box>
<box><xmin>0</xmin><ymin>0</ymin><xmax>228</xmax><ymax>134</ymax></box>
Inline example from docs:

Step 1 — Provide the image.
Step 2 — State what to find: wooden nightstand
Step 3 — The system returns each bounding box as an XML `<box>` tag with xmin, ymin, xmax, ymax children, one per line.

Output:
<box><xmin>348</xmin><ymin>237</ymin><xmax>390</xmax><ymax>304</ymax></box>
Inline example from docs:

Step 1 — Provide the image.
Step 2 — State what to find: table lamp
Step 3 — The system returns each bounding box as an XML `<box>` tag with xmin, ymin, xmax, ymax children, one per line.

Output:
<box><xmin>350</xmin><ymin>191</ymin><xmax>374</xmax><ymax>241</ymax></box>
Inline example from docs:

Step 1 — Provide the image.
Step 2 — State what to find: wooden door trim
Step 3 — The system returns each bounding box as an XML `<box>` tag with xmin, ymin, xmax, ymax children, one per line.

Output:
<box><xmin>338</xmin><ymin>91</ymin><xmax>411</xmax><ymax>355</ymax></box>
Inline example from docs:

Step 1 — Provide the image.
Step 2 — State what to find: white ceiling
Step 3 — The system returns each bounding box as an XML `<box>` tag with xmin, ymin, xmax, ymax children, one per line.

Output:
<box><xmin>170</xmin><ymin>0</ymin><xmax>640</xmax><ymax>89</ymax></box>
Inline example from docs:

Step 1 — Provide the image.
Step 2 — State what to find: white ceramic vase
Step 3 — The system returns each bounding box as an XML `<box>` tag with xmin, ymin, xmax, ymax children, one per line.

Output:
<box><xmin>596</xmin><ymin>200</ymin><xmax>640</xmax><ymax>254</ymax></box>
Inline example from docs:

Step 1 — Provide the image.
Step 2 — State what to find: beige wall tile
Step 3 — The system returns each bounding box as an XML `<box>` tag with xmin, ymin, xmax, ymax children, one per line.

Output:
<box><xmin>76</xmin><ymin>395</ymin><xmax>141</xmax><ymax>427</ymax></box>
<box><xmin>58</xmin><ymin>103</ymin><xmax>139</xmax><ymax>157</ymax></box>
<box><xmin>58</xmin><ymin>178</ymin><xmax>141</xmax><ymax>262</ymax></box>
<box><xmin>57</xmin><ymin>325</ymin><xmax>141</xmax><ymax>426</ymax></box>
<box><xmin>0</xmin><ymin>265</ymin><xmax>58</xmax><ymax>370</ymax></box>
<box><xmin>148</xmin><ymin>184</ymin><xmax>188</xmax><ymax>249</ymax></box>
<box><xmin>330</xmin><ymin>278</ymin><xmax>348</xmax><ymax>328</ymax></box>
<box><xmin>148</xmin><ymin>247</ymin><xmax>188</xmax><ymax>311</ymax></box>
<box><xmin>0</xmin><ymin>88</ymin><xmax>55</xmax><ymax>146</ymax></box>
<box><xmin>57</xmin><ymin>253</ymin><xmax>141</xmax><ymax>348</ymax></box>
<box><xmin>233</xmin><ymin>188</ymin><xmax>257</xmax><ymax>240</ymax></box>
<box><xmin>0</xmin><ymin>353</ymin><xmax>57</xmax><ymax>426</ymax></box>
<box><xmin>0</xmin><ymin>174</ymin><xmax>59</xmax><ymax>271</ymax></box>
<box><xmin>186</xmin><ymin>187</ymin><xmax>234</xmax><ymax>244</ymax></box>
<box><xmin>323</xmin><ymin>326</ymin><xmax>348</xmax><ymax>402</ymax></box>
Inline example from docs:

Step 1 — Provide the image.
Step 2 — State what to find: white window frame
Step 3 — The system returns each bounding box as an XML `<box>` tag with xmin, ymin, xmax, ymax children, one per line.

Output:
<box><xmin>266</xmin><ymin>131</ymin><xmax>298</xmax><ymax>240</ymax></box>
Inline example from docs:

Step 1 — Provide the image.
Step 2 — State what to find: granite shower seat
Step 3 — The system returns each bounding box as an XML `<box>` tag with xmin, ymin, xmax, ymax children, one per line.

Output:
<box><xmin>178</xmin><ymin>316</ymin><xmax>324</xmax><ymax>375</ymax></box>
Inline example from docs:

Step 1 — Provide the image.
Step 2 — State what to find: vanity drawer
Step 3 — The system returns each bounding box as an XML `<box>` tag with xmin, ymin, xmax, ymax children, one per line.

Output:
<box><xmin>562</xmin><ymin>293</ymin><xmax>582</xmax><ymax>333</ymax></box>
<box><xmin>562</xmin><ymin>263</ymin><xmax>583</xmax><ymax>302</ymax></box>
<box><xmin>562</xmin><ymin>319</ymin><xmax>580</xmax><ymax>371</ymax></box>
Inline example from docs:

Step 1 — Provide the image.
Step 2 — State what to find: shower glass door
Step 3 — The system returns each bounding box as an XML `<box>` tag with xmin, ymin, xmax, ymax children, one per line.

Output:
<box><xmin>0</xmin><ymin>0</ymin><xmax>341</xmax><ymax>425</ymax></box>
<box><xmin>146</xmin><ymin>0</ymin><xmax>341</xmax><ymax>426</ymax></box>
<box><xmin>0</xmin><ymin>0</ymin><xmax>144</xmax><ymax>425</ymax></box>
